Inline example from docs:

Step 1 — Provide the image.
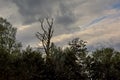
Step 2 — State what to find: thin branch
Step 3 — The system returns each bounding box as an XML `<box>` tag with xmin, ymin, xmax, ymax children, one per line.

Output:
<box><xmin>36</xmin><ymin>18</ymin><xmax>54</xmax><ymax>56</ymax></box>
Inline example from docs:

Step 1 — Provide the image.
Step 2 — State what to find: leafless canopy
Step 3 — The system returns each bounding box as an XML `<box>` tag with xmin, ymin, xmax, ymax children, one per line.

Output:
<box><xmin>36</xmin><ymin>18</ymin><xmax>54</xmax><ymax>56</ymax></box>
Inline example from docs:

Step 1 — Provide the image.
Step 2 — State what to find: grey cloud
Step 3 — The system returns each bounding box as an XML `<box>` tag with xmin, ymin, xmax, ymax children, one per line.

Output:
<box><xmin>12</xmin><ymin>0</ymin><xmax>59</xmax><ymax>24</ymax></box>
<box><xmin>9</xmin><ymin>0</ymin><xmax>120</xmax><ymax>50</ymax></box>
<box><xmin>56</xmin><ymin>2</ymin><xmax>77</xmax><ymax>26</ymax></box>
<box><xmin>12</xmin><ymin>0</ymin><xmax>84</xmax><ymax>27</ymax></box>
<box><xmin>87</xmin><ymin>40</ymin><xmax>120</xmax><ymax>51</ymax></box>
<box><xmin>56</xmin><ymin>15</ymin><xmax>75</xmax><ymax>26</ymax></box>
<box><xmin>0</xmin><ymin>0</ymin><xmax>24</xmax><ymax>27</ymax></box>
<box><xmin>13</xmin><ymin>0</ymin><xmax>84</xmax><ymax>37</ymax></box>
<box><xmin>12</xmin><ymin>0</ymin><xmax>116</xmax><ymax>27</ymax></box>
<box><xmin>113</xmin><ymin>43</ymin><xmax>120</xmax><ymax>51</ymax></box>
<box><xmin>16</xmin><ymin>22</ymin><xmax>41</xmax><ymax>46</ymax></box>
<box><xmin>12</xmin><ymin>0</ymin><xmax>120</xmax><ymax>26</ymax></box>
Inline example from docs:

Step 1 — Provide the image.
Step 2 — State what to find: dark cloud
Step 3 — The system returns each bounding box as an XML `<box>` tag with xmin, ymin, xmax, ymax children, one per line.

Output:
<box><xmin>12</xmin><ymin>0</ymin><xmax>83</xmax><ymax>39</ymax></box>
<box><xmin>55</xmin><ymin>1</ymin><xmax>76</xmax><ymax>25</ymax></box>
<box><xmin>13</xmin><ymin>0</ymin><xmax>58</xmax><ymax>24</ymax></box>
<box><xmin>56</xmin><ymin>13</ymin><xmax>76</xmax><ymax>26</ymax></box>
<box><xmin>12</xmin><ymin>0</ymin><xmax>80</xmax><ymax>27</ymax></box>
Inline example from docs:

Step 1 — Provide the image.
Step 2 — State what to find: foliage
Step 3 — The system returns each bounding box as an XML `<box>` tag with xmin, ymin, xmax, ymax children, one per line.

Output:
<box><xmin>0</xmin><ymin>17</ymin><xmax>120</xmax><ymax>80</ymax></box>
<box><xmin>87</xmin><ymin>48</ymin><xmax>120</xmax><ymax>80</ymax></box>
<box><xmin>0</xmin><ymin>17</ymin><xmax>22</xmax><ymax>54</ymax></box>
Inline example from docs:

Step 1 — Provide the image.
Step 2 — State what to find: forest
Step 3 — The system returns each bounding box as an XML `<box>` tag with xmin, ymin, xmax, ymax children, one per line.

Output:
<box><xmin>0</xmin><ymin>17</ymin><xmax>120</xmax><ymax>80</ymax></box>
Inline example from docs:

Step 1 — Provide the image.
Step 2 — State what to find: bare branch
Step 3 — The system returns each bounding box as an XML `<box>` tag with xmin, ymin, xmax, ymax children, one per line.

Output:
<box><xmin>36</xmin><ymin>18</ymin><xmax>54</xmax><ymax>56</ymax></box>
<box><xmin>39</xmin><ymin>19</ymin><xmax>47</xmax><ymax>33</ymax></box>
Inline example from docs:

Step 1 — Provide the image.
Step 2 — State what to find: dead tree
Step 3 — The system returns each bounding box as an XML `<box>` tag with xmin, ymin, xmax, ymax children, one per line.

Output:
<box><xmin>36</xmin><ymin>18</ymin><xmax>54</xmax><ymax>56</ymax></box>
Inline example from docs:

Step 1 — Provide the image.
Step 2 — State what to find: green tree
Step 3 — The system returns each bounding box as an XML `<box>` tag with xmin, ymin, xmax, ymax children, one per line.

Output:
<box><xmin>0</xmin><ymin>17</ymin><xmax>22</xmax><ymax>53</ymax></box>
<box><xmin>19</xmin><ymin>46</ymin><xmax>45</xmax><ymax>80</ymax></box>
<box><xmin>45</xmin><ymin>38</ymin><xmax>88</xmax><ymax>80</ymax></box>
<box><xmin>89</xmin><ymin>48</ymin><xmax>120</xmax><ymax>80</ymax></box>
<box><xmin>70</xmin><ymin>38</ymin><xmax>88</xmax><ymax>77</ymax></box>
<box><xmin>0</xmin><ymin>17</ymin><xmax>22</xmax><ymax>80</ymax></box>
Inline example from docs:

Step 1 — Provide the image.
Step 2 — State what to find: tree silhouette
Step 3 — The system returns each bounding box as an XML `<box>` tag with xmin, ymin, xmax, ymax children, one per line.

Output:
<box><xmin>0</xmin><ymin>17</ymin><xmax>120</xmax><ymax>80</ymax></box>
<box><xmin>0</xmin><ymin>17</ymin><xmax>21</xmax><ymax>54</ymax></box>
<box><xmin>36</xmin><ymin>18</ymin><xmax>54</xmax><ymax>57</ymax></box>
<box><xmin>88</xmin><ymin>48</ymin><xmax>120</xmax><ymax>80</ymax></box>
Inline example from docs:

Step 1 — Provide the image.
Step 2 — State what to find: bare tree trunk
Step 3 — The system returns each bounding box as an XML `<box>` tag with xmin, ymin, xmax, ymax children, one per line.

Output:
<box><xmin>36</xmin><ymin>18</ymin><xmax>54</xmax><ymax>57</ymax></box>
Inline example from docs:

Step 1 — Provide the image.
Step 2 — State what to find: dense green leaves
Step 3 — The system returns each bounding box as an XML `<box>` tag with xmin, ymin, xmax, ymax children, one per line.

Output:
<box><xmin>0</xmin><ymin>17</ymin><xmax>22</xmax><ymax>54</ymax></box>
<box><xmin>87</xmin><ymin>48</ymin><xmax>120</xmax><ymax>80</ymax></box>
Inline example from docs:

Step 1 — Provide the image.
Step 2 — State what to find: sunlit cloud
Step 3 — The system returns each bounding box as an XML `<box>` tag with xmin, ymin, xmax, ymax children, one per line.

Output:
<box><xmin>18</xmin><ymin>25</ymin><xmax>30</xmax><ymax>31</ymax></box>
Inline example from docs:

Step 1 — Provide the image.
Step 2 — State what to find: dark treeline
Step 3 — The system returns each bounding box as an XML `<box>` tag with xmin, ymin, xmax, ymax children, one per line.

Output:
<box><xmin>0</xmin><ymin>17</ymin><xmax>120</xmax><ymax>80</ymax></box>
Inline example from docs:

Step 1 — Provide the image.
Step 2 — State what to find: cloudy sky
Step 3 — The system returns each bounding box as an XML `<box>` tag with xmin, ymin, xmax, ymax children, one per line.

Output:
<box><xmin>0</xmin><ymin>0</ymin><xmax>120</xmax><ymax>50</ymax></box>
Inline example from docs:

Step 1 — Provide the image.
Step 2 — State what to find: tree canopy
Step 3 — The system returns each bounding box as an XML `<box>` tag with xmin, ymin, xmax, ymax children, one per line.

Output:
<box><xmin>0</xmin><ymin>17</ymin><xmax>120</xmax><ymax>80</ymax></box>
